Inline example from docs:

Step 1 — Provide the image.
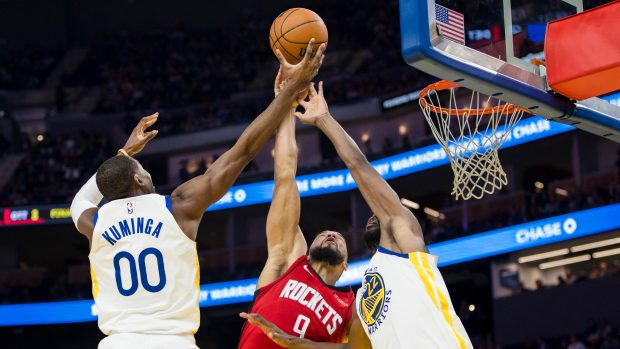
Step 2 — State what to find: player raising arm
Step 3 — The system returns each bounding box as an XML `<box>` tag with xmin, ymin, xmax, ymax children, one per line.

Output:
<box><xmin>73</xmin><ymin>40</ymin><xmax>326</xmax><ymax>242</ymax></box>
<box><xmin>69</xmin><ymin>41</ymin><xmax>326</xmax><ymax>349</ymax></box>
<box><xmin>237</xmin><ymin>80</ymin><xmax>355</xmax><ymax>349</ymax></box>
<box><xmin>244</xmin><ymin>82</ymin><xmax>473</xmax><ymax>349</ymax></box>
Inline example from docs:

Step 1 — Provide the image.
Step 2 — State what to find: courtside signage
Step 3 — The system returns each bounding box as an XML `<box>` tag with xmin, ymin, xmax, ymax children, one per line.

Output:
<box><xmin>1</xmin><ymin>203</ymin><xmax>617</xmax><ymax>326</ymax></box>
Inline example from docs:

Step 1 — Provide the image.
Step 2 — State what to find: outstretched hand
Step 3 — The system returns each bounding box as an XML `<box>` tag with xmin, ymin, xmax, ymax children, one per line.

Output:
<box><xmin>295</xmin><ymin>81</ymin><xmax>330</xmax><ymax>126</ymax></box>
<box><xmin>121</xmin><ymin>113</ymin><xmax>159</xmax><ymax>156</ymax></box>
<box><xmin>275</xmin><ymin>39</ymin><xmax>326</xmax><ymax>92</ymax></box>
<box><xmin>240</xmin><ymin>312</ymin><xmax>300</xmax><ymax>348</ymax></box>
<box><xmin>274</xmin><ymin>66</ymin><xmax>310</xmax><ymax>109</ymax></box>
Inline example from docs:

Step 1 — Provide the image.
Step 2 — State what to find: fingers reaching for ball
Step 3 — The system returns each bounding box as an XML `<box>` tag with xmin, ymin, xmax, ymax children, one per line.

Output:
<box><xmin>277</xmin><ymin>39</ymin><xmax>326</xmax><ymax>92</ymax></box>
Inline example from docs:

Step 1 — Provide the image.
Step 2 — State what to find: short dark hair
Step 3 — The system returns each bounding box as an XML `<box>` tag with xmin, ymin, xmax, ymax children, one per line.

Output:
<box><xmin>96</xmin><ymin>156</ymin><xmax>139</xmax><ymax>200</ymax></box>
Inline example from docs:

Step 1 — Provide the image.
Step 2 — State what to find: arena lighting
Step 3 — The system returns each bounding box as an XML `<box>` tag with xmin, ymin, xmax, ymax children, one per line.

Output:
<box><xmin>398</xmin><ymin>124</ymin><xmax>408</xmax><ymax>135</ymax></box>
<box><xmin>592</xmin><ymin>247</ymin><xmax>620</xmax><ymax>259</ymax></box>
<box><xmin>538</xmin><ymin>254</ymin><xmax>591</xmax><ymax>270</ymax></box>
<box><xmin>570</xmin><ymin>237</ymin><xmax>620</xmax><ymax>252</ymax></box>
<box><xmin>517</xmin><ymin>248</ymin><xmax>570</xmax><ymax>263</ymax></box>
<box><xmin>361</xmin><ymin>132</ymin><xmax>370</xmax><ymax>142</ymax></box>
<box><xmin>400</xmin><ymin>198</ymin><xmax>420</xmax><ymax>209</ymax></box>
<box><xmin>423</xmin><ymin>207</ymin><xmax>445</xmax><ymax>220</ymax></box>
<box><xmin>534</xmin><ymin>181</ymin><xmax>545</xmax><ymax>189</ymax></box>
<box><xmin>468</xmin><ymin>304</ymin><xmax>476</xmax><ymax>312</ymax></box>
<box><xmin>554</xmin><ymin>187</ymin><xmax>569</xmax><ymax>196</ymax></box>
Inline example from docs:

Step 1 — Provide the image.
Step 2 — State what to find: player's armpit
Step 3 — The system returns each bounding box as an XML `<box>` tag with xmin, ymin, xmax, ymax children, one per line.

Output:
<box><xmin>76</xmin><ymin>207</ymin><xmax>98</xmax><ymax>242</ymax></box>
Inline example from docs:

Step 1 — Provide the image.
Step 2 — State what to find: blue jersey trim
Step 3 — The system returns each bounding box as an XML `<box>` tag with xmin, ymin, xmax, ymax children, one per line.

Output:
<box><xmin>93</xmin><ymin>212</ymin><xmax>98</xmax><ymax>226</ymax></box>
<box><xmin>377</xmin><ymin>246</ymin><xmax>408</xmax><ymax>258</ymax></box>
<box><xmin>165</xmin><ymin>196</ymin><xmax>173</xmax><ymax>213</ymax></box>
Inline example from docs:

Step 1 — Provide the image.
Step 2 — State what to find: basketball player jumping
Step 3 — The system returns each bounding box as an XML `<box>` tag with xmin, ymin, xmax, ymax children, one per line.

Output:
<box><xmin>242</xmin><ymin>82</ymin><xmax>474</xmax><ymax>349</ymax></box>
<box><xmin>69</xmin><ymin>41</ymin><xmax>326</xmax><ymax>349</ymax></box>
<box><xmin>237</xmin><ymin>76</ymin><xmax>355</xmax><ymax>348</ymax></box>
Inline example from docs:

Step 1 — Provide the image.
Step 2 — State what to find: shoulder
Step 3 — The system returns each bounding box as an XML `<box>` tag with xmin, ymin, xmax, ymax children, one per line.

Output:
<box><xmin>257</xmin><ymin>255</ymin><xmax>308</xmax><ymax>294</ymax></box>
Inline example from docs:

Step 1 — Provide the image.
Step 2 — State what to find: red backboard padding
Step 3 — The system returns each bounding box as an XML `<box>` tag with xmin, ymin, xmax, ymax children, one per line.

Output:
<box><xmin>545</xmin><ymin>1</ymin><xmax>620</xmax><ymax>101</ymax></box>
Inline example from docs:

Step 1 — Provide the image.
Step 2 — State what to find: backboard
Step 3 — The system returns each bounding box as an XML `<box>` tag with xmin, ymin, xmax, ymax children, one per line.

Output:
<box><xmin>400</xmin><ymin>0</ymin><xmax>620</xmax><ymax>143</ymax></box>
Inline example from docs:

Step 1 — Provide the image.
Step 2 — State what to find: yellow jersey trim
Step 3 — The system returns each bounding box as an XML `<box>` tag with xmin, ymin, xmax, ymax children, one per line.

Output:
<box><xmin>90</xmin><ymin>265</ymin><xmax>99</xmax><ymax>300</ymax></box>
<box><xmin>192</xmin><ymin>246</ymin><xmax>200</xmax><ymax>335</ymax></box>
<box><xmin>410</xmin><ymin>252</ymin><xmax>467</xmax><ymax>349</ymax></box>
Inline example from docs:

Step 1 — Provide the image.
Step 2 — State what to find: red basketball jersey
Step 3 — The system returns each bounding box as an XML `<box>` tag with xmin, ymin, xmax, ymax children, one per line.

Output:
<box><xmin>239</xmin><ymin>256</ymin><xmax>355</xmax><ymax>349</ymax></box>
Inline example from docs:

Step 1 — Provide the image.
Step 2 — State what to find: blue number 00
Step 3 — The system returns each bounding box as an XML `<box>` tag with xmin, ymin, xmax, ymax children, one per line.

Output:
<box><xmin>113</xmin><ymin>248</ymin><xmax>167</xmax><ymax>296</ymax></box>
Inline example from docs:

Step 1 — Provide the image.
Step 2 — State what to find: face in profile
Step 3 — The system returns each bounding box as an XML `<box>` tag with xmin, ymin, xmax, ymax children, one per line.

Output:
<box><xmin>308</xmin><ymin>230</ymin><xmax>348</xmax><ymax>267</ymax></box>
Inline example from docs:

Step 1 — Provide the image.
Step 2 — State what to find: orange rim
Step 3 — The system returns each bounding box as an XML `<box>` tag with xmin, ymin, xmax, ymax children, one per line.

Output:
<box><xmin>419</xmin><ymin>80</ymin><xmax>531</xmax><ymax>116</ymax></box>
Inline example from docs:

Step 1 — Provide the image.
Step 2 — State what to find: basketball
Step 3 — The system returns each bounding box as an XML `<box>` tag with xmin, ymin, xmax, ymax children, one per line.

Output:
<box><xmin>269</xmin><ymin>8</ymin><xmax>328</xmax><ymax>64</ymax></box>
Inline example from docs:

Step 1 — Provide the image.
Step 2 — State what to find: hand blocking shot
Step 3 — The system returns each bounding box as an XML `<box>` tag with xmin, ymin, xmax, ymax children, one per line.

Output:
<box><xmin>241</xmin><ymin>82</ymin><xmax>474</xmax><ymax>349</ymax></box>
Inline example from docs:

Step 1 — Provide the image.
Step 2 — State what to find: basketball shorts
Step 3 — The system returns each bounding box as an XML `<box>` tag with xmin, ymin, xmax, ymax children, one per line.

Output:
<box><xmin>98</xmin><ymin>333</ymin><xmax>199</xmax><ymax>349</ymax></box>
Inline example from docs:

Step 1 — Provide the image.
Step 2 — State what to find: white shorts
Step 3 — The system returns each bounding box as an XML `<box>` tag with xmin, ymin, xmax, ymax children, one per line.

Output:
<box><xmin>98</xmin><ymin>333</ymin><xmax>199</xmax><ymax>349</ymax></box>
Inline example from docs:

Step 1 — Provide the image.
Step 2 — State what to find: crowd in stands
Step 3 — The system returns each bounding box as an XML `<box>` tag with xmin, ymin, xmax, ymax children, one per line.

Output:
<box><xmin>504</xmin><ymin>319</ymin><xmax>620</xmax><ymax>349</ymax></box>
<box><xmin>0</xmin><ymin>132</ymin><xmax>110</xmax><ymax>206</ymax></box>
<box><xmin>57</xmin><ymin>0</ymin><xmax>429</xmax><ymax>138</ymax></box>
<box><xmin>514</xmin><ymin>260</ymin><xmax>620</xmax><ymax>295</ymax></box>
<box><xmin>0</xmin><ymin>49</ymin><xmax>60</xmax><ymax>90</ymax></box>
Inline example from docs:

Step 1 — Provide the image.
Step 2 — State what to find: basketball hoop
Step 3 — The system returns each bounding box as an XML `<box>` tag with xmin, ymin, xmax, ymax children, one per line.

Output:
<box><xmin>419</xmin><ymin>80</ymin><xmax>530</xmax><ymax>200</ymax></box>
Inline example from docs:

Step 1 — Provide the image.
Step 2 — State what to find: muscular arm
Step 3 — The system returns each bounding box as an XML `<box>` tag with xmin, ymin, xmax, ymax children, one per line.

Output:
<box><xmin>299</xmin><ymin>83</ymin><xmax>425</xmax><ymax>253</ymax></box>
<box><xmin>170</xmin><ymin>85</ymin><xmax>301</xmax><ymax>240</ymax></box>
<box><xmin>257</xmin><ymin>111</ymin><xmax>307</xmax><ymax>289</ymax></box>
<box><xmin>240</xmin><ymin>312</ymin><xmax>372</xmax><ymax>349</ymax></box>
<box><xmin>170</xmin><ymin>41</ymin><xmax>326</xmax><ymax>241</ymax></box>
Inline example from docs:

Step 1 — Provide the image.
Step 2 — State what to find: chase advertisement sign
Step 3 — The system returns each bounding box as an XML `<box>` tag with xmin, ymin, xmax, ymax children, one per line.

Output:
<box><xmin>515</xmin><ymin>218</ymin><xmax>578</xmax><ymax>244</ymax></box>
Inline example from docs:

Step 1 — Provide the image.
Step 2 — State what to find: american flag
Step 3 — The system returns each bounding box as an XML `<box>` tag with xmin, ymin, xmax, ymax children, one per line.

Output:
<box><xmin>435</xmin><ymin>4</ymin><xmax>465</xmax><ymax>45</ymax></box>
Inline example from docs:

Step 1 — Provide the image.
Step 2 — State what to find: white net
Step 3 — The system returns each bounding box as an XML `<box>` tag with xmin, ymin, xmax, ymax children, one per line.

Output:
<box><xmin>419</xmin><ymin>81</ymin><xmax>528</xmax><ymax>200</ymax></box>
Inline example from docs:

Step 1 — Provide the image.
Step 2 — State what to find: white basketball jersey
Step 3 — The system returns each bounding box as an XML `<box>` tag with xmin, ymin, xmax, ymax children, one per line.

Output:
<box><xmin>89</xmin><ymin>194</ymin><xmax>200</xmax><ymax>336</ymax></box>
<box><xmin>356</xmin><ymin>247</ymin><xmax>472</xmax><ymax>349</ymax></box>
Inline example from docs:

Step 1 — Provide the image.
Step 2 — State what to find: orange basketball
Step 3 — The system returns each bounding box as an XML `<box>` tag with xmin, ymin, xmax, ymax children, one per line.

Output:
<box><xmin>269</xmin><ymin>8</ymin><xmax>328</xmax><ymax>64</ymax></box>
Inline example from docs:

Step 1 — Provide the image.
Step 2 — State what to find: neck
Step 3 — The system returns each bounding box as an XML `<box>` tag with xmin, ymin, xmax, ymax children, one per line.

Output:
<box><xmin>308</xmin><ymin>258</ymin><xmax>342</xmax><ymax>286</ymax></box>
<box><xmin>131</xmin><ymin>187</ymin><xmax>151</xmax><ymax>197</ymax></box>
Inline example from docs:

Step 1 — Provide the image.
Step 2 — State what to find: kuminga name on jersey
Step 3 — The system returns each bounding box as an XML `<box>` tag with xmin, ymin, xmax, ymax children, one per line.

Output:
<box><xmin>89</xmin><ymin>194</ymin><xmax>200</xmax><ymax>336</ymax></box>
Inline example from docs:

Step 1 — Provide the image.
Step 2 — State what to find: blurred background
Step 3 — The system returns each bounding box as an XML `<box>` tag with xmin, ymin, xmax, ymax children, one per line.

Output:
<box><xmin>0</xmin><ymin>0</ymin><xmax>619</xmax><ymax>348</ymax></box>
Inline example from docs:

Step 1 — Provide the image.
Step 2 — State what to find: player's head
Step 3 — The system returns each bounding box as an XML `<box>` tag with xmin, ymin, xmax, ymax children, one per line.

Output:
<box><xmin>96</xmin><ymin>156</ymin><xmax>155</xmax><ymax>200</ymax></box>
<box><xmin>308</xmin><ymin>230</ymin><xmax>348</xmax><ymax>272</ymax></box>
<box><xmin>364</xmin><ymin>215</ymin><xmax>381</xmax><ymax>253</ymax></box>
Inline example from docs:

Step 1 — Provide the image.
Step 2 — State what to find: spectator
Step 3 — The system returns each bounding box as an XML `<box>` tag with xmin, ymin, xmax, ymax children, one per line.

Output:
<box><xmin>534</xmin><ymin>279</ymin><xmax>546</xmax><ymax>291</ymax></box>
<box><xmin>601</xmin><ymin>332</ymin><xmax>620</xmax><ymax>349</ymax></box>
<box><xmin>567</xmin><ymin>335</ymin><xmax>586</xmax><ymax>349</ymax></box>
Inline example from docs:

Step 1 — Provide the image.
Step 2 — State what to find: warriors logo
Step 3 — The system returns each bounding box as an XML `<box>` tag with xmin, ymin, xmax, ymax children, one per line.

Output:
<box><xmin>360</xmin><ymin>272</ymin><xmax>386</xmax><ymax>326</ymax></box>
